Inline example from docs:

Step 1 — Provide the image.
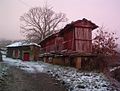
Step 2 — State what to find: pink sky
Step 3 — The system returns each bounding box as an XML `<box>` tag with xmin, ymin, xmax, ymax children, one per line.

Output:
<box><xmin>0</xmin><ymin>0</ymin><xmax>120</xmax><ymax>41</ymax></box>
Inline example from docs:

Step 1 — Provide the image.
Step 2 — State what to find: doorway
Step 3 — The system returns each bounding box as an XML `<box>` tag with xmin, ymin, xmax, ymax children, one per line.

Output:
<box><xmin>23</xmin><ymin>52</ymin><xmax>30</xmax><ymax>61</ymax></box>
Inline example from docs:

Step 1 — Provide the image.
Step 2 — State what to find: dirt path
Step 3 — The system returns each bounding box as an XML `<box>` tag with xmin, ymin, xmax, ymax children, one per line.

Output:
<box><xmin>6</xmin><ymin>66</ymin><xmax>67</xmax><ymax>91</ymax></box>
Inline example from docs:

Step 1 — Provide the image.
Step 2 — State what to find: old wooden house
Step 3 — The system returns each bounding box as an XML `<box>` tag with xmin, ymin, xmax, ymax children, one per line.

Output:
<box><xmin>6</xmin><ymin>41</ymin><xmax>40</xmax><ymax>61</ymax></box>
<box><xmin>39</xmin><ymin>18</ymin><xmax>98</xmax><ymax>69</ymax></box>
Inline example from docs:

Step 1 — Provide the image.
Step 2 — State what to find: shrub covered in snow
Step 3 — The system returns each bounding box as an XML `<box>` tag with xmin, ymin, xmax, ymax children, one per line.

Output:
<box><xmin>42</xmin><ymin>64</ymin><xmax>115</xmax><ymax>91</ymax></box>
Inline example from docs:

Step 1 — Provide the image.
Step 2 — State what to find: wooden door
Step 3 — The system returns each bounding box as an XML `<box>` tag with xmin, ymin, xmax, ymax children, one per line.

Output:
<box><xmin>23</xmin><ymin>53</ymin><xmax>30</xmax><ymax>61</ymax></box>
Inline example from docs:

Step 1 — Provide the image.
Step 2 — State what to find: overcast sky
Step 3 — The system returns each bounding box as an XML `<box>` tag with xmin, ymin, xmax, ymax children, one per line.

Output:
<box><xmin>0</xmin><ymin>0</ymin><xmax>120</xmax><ymax>41</ymax></box>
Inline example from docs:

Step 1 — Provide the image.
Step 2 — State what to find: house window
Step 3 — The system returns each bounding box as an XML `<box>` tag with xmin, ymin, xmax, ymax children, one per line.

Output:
<box><xmin>12</xmin><ymin>50</ymin><xmax>15</xmax><ymax>58</ymax></box>
<box><xmin>12</xmin><ymin>49</ymin><xmax>20</xmax><ymax>58</ymax></box>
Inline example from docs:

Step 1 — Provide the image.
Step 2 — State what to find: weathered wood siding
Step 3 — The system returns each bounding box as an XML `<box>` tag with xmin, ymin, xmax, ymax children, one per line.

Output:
<box><xmin>40</xmin><ymin>36</ymin><xmax>56</xmax><ymax>53</ymax></box>
<box><xmin>40</xmin><ymin>34</ymin><xmax>64</xmax><ymax>53</ymax></box>
<box><xmin>74</xmin><ymin>27</ymin><xmax>92</xmax><ymax>53</ymax></box>
<box><xmin>62</xmin><ymin>30</ymin><xmax>73</xmax><ymax>51</ymax></box>
<box><xmin>45</xmin><ymin>38</ymin><xmax>55</xmax><ymax>52</ymax></box>
<box><xmin>55</xmin><ymin>37</ymin><xmax>64</xmax><ymax>51</ymax></box>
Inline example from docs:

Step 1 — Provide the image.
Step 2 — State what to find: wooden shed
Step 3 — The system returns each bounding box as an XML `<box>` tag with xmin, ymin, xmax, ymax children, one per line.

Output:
<box><xmin>39</xmin><ymin>18</ymin><xmax>98</xmax><ymax>69</ymax></box>
<box><xmin>60</xmin><ymin>18</ymin><xmax>98</xmax><ymax>53</ymax></box>
<box><xmin>40</xmin><ymin>18</ymin><xmax>98</xmax><ymax>54</ymax></box>
<box><xmin>6</xmin><ymin>41</ymin><xmax>40</xmax><ymax>61</ymax></box>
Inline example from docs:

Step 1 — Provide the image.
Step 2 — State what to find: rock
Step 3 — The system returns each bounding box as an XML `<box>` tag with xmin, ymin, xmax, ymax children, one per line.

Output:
<box><xmin>95</xmin><ymin>85</ymin><xmax>99</xmax><ymax>89</ymax></box>
<box><xmin>61</xmin><ymin>81</ymin><xmax>65</xmax><ymax>85</ymax></box>
<box><xmin>76</xmin><ymin>84</ymin><xmax>85</xmax><ymax>89</ymax></box>
<box><xmin>102</xmin><ymin>84</ymin><xmax>107</xmax><ymax>87</ymax></box>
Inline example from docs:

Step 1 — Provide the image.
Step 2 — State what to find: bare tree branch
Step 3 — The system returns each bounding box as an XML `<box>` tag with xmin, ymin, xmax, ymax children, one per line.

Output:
<box><xmin>92</xmin><ymin>27</ymin><xmax>118</xmax><ymax>55</ymax></box>
<box><xmin>20</xmin><ymin>5</ymin><xmax>68</xmax><ymax>43</ymax></box>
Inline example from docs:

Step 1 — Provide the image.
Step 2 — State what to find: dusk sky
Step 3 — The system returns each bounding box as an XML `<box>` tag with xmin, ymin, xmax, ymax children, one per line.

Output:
<box><xmin>0</xmin><ymin>0</ymin><xmax>120</xmax><ymax>41</ymax></box>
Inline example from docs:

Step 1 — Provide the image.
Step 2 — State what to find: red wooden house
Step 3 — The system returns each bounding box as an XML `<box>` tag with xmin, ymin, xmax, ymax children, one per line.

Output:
<box><xmin>40</xmin><ymin>18</ymin><xmax>98</xmax><ymax>54</ymax></box>
<box><xmin>7</xmin><ymin>41</ymin><xmax>40</xmax><ymax>61</ymax></box>
<box><xmin>39</xmin><ymin>18</ymin><xmax>98</xmax><ymax>69</ymax></box>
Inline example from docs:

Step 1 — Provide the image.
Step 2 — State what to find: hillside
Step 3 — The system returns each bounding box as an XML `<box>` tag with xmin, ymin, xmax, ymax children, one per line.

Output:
<box><xmin>1</xmin><ymin>56</ymin><xmax>118</xmax><ymax>91</ymax></box>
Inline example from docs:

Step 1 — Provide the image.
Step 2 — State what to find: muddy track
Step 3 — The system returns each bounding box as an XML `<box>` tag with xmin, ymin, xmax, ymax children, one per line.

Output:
<box><xmin>5</xmin><ymin>66</ymin><xmax>67</xmax><ymax>91</ymax></box>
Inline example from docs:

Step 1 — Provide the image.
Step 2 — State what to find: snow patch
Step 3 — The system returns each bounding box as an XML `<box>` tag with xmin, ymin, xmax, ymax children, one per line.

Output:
<box><xmin>110</xmin><ymin>66</ymin><xmax>120</xmax><ymax>72</ymax></box>
<box><xmin>3</xmin><ymin>56</ymin><xmax>116</xmax><ymax>91</ymax></box>
<box><xmin>3</xmin><ymin>57</ymin><xmax>45</xmax><ymax>73</ymax></box>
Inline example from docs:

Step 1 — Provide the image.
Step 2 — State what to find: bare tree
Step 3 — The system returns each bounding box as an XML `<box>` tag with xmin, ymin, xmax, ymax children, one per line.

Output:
<box><xmin>0</xmin><ymin>39</ymin><xmax>13</xmax><ymax>48</ymax></box>
<box><xmin>20</xmin><ymin>5</ymin><xmax>68</xmax><ymax>43</ymax></box>
<box><xmin>92</xmin><ymin>27</ymin><xmax>118</xmax><ymax>55</ymax></box>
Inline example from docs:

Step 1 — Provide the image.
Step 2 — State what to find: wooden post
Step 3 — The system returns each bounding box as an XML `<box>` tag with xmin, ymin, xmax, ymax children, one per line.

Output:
<box><xmin>43</xmin><ymin>57</ymin><xmax>47</xmax><ymax>63</ymax></box>
<box><xmin>76</xmin><ymin>57</ymin><xmax>81</xmax><ymax>69</ymax></box>
<box><xmin>64</xmin><ymin>57</ymin><xmax>69</xmax><ymax>66</ymax></box>
<box><xmin>0</xmin><ymin>52</ymin><xmax>2</xmax><ymax>62</ymax></box>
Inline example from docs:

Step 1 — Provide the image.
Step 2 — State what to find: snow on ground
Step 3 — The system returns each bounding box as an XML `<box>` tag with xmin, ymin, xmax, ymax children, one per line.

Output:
<box><xmin>3</xmin><ymin>56</ymin><xmax>45</xmax><ymax>73</ymax></box>
<box><xmin>0</xmin><ymin>63</ymin><xmax>8</xmax><ymax>78</ymax></box>
<box><xmin>2</xmin><ymin>56</ymin><xmax>116</xmax><ymax>91</ymax></box>
<box><xmin>110</xmin><ymin>66</ymin><xmax>120</xmax><ymax>72</ymax></box>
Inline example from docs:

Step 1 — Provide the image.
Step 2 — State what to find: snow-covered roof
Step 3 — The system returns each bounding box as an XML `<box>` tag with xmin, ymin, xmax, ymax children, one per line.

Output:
<box><xmin>6</xmin><ymin>41</ymin><xmax>40</xmax><ymax>48</ymax></box>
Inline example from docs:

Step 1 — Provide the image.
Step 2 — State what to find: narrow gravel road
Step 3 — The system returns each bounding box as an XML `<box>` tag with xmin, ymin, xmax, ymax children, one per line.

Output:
<box><xmin>5</xmin><ymin>66</ymin><xmax>67</xmax><ymax>91</ymax></box>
